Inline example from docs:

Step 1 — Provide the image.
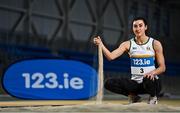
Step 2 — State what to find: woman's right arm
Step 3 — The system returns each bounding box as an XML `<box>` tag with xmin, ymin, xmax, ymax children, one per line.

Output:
<box><xmin>93</xmin><ymin>36</ymin><xmax>130</xmax><ymax>61</ymax></box>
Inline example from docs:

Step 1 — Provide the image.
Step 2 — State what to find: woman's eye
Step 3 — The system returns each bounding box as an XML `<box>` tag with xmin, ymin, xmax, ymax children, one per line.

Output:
<box><xmin>133</xmin><ymin>25</ymin><xmax>138</xmax><ymax>28</ymax></box>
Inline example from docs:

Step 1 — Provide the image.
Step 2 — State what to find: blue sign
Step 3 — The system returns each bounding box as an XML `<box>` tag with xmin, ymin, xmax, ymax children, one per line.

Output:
<box><xmin>2</xmin><ymin>59</ymin><xmax>98</xmax><ymax>100</ymax></box>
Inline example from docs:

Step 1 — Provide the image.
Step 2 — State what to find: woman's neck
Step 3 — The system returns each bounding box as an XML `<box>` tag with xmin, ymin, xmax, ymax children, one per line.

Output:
<box><xmin>135</xmin><ymin>35</ymin><xmax>148</xmax><ymax>44</ymax></box>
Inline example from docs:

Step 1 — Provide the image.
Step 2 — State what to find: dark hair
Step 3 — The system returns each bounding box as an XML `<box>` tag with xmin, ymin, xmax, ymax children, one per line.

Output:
<box><xmin>132</xmin><ymin>17</ymin><xmax>148</xmax><ymax>26</ymax></box>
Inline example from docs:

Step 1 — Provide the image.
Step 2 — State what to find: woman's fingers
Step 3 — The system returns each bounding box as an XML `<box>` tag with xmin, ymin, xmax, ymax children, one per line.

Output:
<box><xmin>93</xmin><ymin>36</ymin><xmax>101</xmax><ymax>45</ymax></box>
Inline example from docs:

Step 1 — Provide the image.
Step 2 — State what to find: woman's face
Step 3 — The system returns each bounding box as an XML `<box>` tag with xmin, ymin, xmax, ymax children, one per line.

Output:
<box><xmin>132</xmin><ymin>20</ymin><xmax>147</xmax><ymax>37</ymax></box>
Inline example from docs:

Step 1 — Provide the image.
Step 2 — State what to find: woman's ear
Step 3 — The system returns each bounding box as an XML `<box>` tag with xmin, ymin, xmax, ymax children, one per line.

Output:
<box><xmin>145</xmin><ymin>25</ymin><xmax>148</xmax><ymax>30</ymax></box>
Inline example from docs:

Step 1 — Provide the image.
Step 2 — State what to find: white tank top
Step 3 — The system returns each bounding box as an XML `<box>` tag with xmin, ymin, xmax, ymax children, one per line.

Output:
<box><xmin>129</xmin><ymin>37</ymin><xmax>158</xmax><ymax>83</ymax></box>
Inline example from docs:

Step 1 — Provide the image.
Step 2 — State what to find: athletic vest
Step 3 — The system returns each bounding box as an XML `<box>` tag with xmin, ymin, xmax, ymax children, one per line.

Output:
<box><xmin>129</xmin><ymin>37</ymin><xmax>158</xmax><ymax>83</ymax></box>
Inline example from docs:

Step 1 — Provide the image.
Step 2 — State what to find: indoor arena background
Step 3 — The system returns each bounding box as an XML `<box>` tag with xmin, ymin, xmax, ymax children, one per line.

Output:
<box><xmin>0</xmin><ymin>0</ymin><xmax>180</xmax><ymax>112</ymax></box>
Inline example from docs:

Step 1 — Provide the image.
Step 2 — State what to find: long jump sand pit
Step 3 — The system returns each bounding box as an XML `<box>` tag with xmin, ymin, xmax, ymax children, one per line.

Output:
<box><xmin>0</xmin><ymin>100</ymin><xmax>180</xmax><ymax>112</ymax></box>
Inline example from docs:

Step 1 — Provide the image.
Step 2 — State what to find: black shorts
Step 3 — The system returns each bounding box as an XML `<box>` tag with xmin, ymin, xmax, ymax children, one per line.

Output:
<box><xmin>104</xmin><ymin>77</ymin><xmax>161</xmax><ymax>97</ymax></box>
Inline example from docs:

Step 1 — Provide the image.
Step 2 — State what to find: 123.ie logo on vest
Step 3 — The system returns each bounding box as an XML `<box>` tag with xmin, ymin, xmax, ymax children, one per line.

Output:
<box><xmin>2</xmin><ymin>59</ymin><xmax>98</xmax><ymax>100</ymax></box>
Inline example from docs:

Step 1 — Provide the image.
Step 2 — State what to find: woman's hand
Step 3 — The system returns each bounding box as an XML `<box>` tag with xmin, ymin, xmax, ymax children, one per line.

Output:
<box><xmin>93</xmin><ymin>36</ymin><xmax>102</xmax><ymax>46</ymax></box>
<box><xmin>144</xmin><ymin>71</ymin><xmax>156</xmax><ymax>81</ymax></box>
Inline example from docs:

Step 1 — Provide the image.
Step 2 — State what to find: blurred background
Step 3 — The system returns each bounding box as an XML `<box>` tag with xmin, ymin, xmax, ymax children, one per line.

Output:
<box><xmin>0</xmin><ymin>0</ymin><xmax>180</xmax><ymax>99</ymax></box>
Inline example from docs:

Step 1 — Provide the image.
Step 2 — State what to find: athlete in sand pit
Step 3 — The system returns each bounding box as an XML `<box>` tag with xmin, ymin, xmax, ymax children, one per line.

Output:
<box><xmin>93</xmin><ymin>17</ymin><xmax>166</xmax><ymax>104</ymax></box>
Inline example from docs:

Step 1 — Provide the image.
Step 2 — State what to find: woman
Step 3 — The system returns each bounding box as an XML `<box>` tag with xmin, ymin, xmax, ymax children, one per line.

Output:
<box><xmin>93</xmin><ymin>17</ymin><xmax>166</xmax><ymax>104</ymax></box>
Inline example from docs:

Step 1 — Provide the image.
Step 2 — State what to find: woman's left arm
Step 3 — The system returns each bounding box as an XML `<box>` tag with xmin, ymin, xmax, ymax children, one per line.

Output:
<box><xmin>144</xmin><ymin>40</ymin><xmax>166</xmax><ymax>80</ymax></box>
